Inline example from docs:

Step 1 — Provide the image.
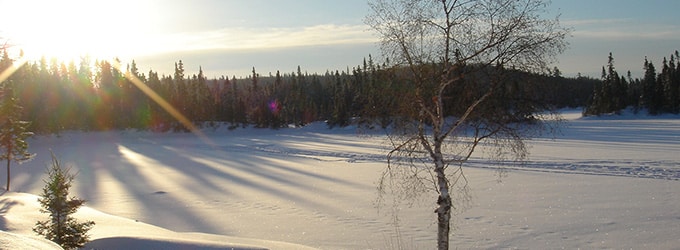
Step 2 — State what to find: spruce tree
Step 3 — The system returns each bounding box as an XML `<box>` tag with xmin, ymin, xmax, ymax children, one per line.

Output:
<box><xmin>643</xmin><ymin>59</ymin><xmax>660</xmax><ymax>114</ymax></box>
<box><xmin>95</xmin><ymin>60</ymin><xmax>116</xmax><ymax>129</ymax></box>
<box><xmin>585</xmin><ymin>53</ymin><xmax>627</xmax><ymax>116</ymax></box>
<box><xmin>34</xmin><ymin>152</ymin><xmax>94</xmax><ymax>250</ymax></box>
<box><xmin>0</xmin><ymin>81</ymin><xmax>34</xmax><ymax>191</ymax></box>
<box><xmin>663</xmin><ymin>54</ymin><xmax>679</xmax><ymax>113</ymax></box>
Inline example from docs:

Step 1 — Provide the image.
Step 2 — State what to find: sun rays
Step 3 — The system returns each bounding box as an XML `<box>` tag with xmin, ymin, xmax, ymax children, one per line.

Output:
<box><xmin>0</xmin><ymin>49</ymin><xmax>215</xmax><ymax>149</ymax></box>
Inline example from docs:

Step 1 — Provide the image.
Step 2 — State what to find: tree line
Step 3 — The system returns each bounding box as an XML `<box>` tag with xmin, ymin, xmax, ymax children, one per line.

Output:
<box><xmin>585</xmin><ymin>51</ymin><xmax>680</xmax><ymax>116</ymax></box>
<box><xmin>1</xmin><ymin>50</ymin><xmax>598</xmax><ymax>135</ymax></box>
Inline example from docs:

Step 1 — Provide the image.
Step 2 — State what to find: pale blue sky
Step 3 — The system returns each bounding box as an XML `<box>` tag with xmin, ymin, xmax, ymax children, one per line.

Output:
<box><xmin>1</xmin><ymin>0</ymin><xmax>678</xmax><ymax>78</ymax></box>
<box><xmin>549</xmin><ymin>0</ymin><xmax>680</xmax><ymax>77</ymax></box>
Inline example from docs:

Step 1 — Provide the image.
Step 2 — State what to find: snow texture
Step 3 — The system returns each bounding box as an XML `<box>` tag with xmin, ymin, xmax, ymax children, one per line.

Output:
<box><xmin>0</xmin><ymin>109</ymin><xmax>678</xmax><ymax>249</ymax></box>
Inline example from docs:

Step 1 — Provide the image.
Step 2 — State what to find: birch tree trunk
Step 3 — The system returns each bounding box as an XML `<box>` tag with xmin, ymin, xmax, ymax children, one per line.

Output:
<box><xmin>434</xmin><ymin>152</ymin><xmax>451</xmax><ymax>250</ymax></box>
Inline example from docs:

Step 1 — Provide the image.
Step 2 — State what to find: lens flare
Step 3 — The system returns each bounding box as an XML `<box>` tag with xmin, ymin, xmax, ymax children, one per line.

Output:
<box><xmin>109</xmin><ymin>63</ymin><xmax>216</xmax><ymax>147</ymax></box>
<box><xmin>268</xmin><ymin>99</ymin><xmax>281</xmax><ymax>115</ymax></box>
<box><xmin>0</xmin><ymin>57</ymin><xmax>27</xmax><ymax>84</ymax></box>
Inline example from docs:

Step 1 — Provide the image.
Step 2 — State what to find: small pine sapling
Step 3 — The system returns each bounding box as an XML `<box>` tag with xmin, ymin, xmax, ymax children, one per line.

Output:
<box><xmin>33</xmin><ymin>152</ymin><xmax>94</xmax><ymax>250</ymax></box>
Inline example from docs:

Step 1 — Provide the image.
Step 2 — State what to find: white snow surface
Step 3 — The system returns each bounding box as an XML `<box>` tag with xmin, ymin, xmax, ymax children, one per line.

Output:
<box><xmin>0</xmin><ymin>109</ymin><xmax>678</xmax><ymax>249</ymax></box>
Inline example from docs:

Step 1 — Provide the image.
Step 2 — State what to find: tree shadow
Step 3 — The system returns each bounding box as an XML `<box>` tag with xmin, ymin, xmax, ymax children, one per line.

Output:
<box><xmin>0</xmin><ymin>197</ymin><xmax>23</xmax><ymax>231</ymax></box>
<box><xmin>85</xmin><ymin>236</ymin><xmax>266</xmax><ymax>250</ymax></box>
<box><xmin>10</xmin><ymin>129</ymin><xmax>388</xmax><ymax>246</ymax></box>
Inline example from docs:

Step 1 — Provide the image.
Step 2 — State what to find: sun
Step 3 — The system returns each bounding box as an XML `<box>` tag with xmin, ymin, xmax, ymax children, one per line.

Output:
<box><xmin>1</xmin><ymin>0</ymin><xmax>156</xmax><ymax>64</ymax></box>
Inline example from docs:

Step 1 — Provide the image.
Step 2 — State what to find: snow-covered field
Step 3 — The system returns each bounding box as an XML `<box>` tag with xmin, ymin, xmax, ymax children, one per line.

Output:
<box><xmin>1</xmin><ymin>109</ymin><xmax>679</xmax><ymax>249</ymax></box>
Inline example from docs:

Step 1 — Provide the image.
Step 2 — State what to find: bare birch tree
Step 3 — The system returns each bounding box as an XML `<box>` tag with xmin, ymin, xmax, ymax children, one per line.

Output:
<box><xmin>365</xmin><ymin>0</ymin><xmax>570</xmax><ymax>249</ymax></box>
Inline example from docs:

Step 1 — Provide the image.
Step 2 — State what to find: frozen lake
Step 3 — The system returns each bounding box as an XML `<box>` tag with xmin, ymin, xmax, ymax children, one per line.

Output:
<box><xmin>4</xmin><ymin>109</ymin><xmax>679</xmax><ymax>249</ymax></box>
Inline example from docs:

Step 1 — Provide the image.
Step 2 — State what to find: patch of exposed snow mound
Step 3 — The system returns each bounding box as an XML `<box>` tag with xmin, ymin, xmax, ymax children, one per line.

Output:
<box><xmin>0</xmin><ymin>230</ymin><xmax>62</xmax><ymax>250</ymax></box>
<box><xmin>0</xmin><ymin>192</ymin><xmax>316</xmax><ymax>250</ymax></box>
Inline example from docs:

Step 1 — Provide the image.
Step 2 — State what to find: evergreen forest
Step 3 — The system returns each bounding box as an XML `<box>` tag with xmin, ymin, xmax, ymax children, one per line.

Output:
<box><xmin>0</xmin><ymin>50</ymin><xmax>677</xmax><ymax>135</ymax></box>
<box><xmin>585</xmin><ymin>51</ymin><xmax>680</xmax><ymax>116</ymax></box>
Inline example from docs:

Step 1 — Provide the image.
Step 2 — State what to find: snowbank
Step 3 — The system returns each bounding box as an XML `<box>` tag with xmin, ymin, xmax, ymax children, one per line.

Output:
<box><xmin>0</xmin><ymin>230</ymin><xmax>61</xmax><ymax>250</ymax></box>
<box><xmin>0</xmin><ymin>192</ymin><xmax>315</xmax><ymax>250</ymax></box>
